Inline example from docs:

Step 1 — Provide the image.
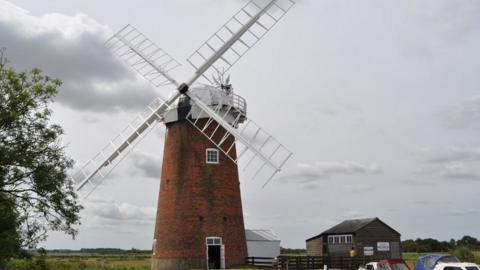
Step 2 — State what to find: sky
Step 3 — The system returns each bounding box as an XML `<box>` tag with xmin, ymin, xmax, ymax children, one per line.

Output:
<box><xmin>1</xmin><ymin>0</ymin><xmax>480</xmax><ymax>249</ymax></box>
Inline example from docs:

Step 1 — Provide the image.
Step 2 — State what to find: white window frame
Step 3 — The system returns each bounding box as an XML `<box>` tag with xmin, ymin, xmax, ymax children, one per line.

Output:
<box><xmin>328</xmin><ymin>236</ymin><xmax>334</xmax><ymax>244</ymax></box>
<box><xmin>346</xmin><ymin>235</ymin><xmax>352</xmax><ymax>244</ymax></box>
<box><xmin>328</xmin><ymin>234</ymin><xmax>353</xmax><ymax>245</ymax></box>
<box><xmin>206</xmin><ymin>148</ymin><xmax>219</xmax><ymax>164</ymax></box>
<box><xmin>206</xmin><ymin>236</ymin><xmax>222</xmax><ymax>246</ymax></box>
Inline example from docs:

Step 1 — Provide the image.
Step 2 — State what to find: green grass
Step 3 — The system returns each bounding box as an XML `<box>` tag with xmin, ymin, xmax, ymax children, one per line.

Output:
<box><xmin>4</xmin><ymin>251</ymin><xmax>479</xmax><ymax>270</ymax></box>
<box><xmin>4</xmin><ymin>253</ymin><xmax>263</xmax><ymax>270</ymax></box>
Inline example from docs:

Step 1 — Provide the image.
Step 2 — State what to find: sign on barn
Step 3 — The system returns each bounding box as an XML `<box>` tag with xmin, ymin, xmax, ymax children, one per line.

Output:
<box><xmin>377</xmin><ymin>242</ymin><xmax>390</xmax><ymax>251</ymax></box>
<box><xmin>364</xmin><ymin>246</ymin><xmax>374</xmax><ymax>256</ymax></box>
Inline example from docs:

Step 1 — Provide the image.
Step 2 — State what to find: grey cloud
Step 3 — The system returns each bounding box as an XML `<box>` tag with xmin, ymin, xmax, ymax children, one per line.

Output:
<box><xmin>61</xmin><ymin>79</ymin><xmax>156</xmax><ymax>112</ymax></box>
<box><xmin>415</xmin><ymin>162</ymin><xmax>480</xmax><ymax>181</ymax></box>
<box><xmin>280</xmin><ymin>161</ymin><xmax>381</xmax><ymax>184</ymax></box>
<box><xmin>130</xmin><ymin>151</ymin><xmax>162</xmax><ymax>179</ymax></box>
<box><xmin>448</xmin><ymin>209</ymin><xmax>479</xmax><ymax>217</ymax></box>
<box><xmin>415</xmin><ymin>1</ymin><xmax>480</xmax><ymax>41</ymax></box>
<box><xmin>412</xmin><ymin>200</ymin><xmax>434</xmax><ymax>206</ymax></box>
<box><xmin>435</xmin><ymin>96</ymin><xmax>480</xmax><ymax>129</ymax></box>
<box><xmin>402</xmin><ymin>178</ymin><xmax>434</xmax><ymax>186</ymax></box>
<box><xmin>420</xmin><ymin>146</ymin><xmax>480</xmax><ymax>163</ymax></box>
<box><xmin>326</xmin><ymin>211</ymin><xmax>365</xmax><ymax>225</ymax></box>
<box><xmin>0</xmin><ymin>4</ymin><xmax>159</xmax><ymax>112</ymax></box>
<box><xmin>343</xmin><ymin>184</ymin><xmax>374</xmax><ymax>193</ymax></box>
<box><xmin>415</xmin><ymin>145</ymin><xmax>480</xmax><ymax>181</ymax></box>
<box><xmin>441</xmin><ymin>162</ymin><xmax>479</xmax><ymax>180</ymax></box>
<box><xmin>85</xmin><ymin>199</ymin><xmax>155</xmax><ymax>224</ymax></box>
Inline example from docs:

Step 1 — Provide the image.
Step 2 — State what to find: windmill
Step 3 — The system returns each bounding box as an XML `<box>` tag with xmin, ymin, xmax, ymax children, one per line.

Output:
<box><xmin>71</xmin><ymin>0</ymin><xmax>295</xmax><ymax>269</ymax></box>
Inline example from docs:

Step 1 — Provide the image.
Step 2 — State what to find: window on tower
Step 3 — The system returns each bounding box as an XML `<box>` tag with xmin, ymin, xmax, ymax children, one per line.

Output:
<box><xmin>206</xmin><ymin>148</ymin><xmax>219</xmax><ymax>164</ymax></box>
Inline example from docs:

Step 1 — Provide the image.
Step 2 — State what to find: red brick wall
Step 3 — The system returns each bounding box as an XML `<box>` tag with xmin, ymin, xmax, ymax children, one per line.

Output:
<box><xmin>152</xmin><ymin>119</ymin><xmax>247</xmax><ymax>269</ymax></box>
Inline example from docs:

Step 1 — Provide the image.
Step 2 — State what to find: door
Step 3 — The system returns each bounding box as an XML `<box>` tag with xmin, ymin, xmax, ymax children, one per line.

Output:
<box><xmin>206</xmin><ymin>237</ymin><xmax>224</xmax><ymax>270</ymax></box>
<box><xmin>208</xmin><ymin>245</ymin><xmax>221</xmax><ymax>269</ymax></box>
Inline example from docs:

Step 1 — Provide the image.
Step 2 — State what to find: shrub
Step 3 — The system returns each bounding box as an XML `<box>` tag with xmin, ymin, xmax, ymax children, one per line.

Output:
<box><xmin>453</xmin><ymin>246</ymin><xmax>475</xmax><ymax>262</ymax></box>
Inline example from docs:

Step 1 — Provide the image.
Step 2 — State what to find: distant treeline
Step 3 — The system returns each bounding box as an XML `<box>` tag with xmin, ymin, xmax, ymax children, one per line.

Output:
<box><xmin>402</xmin><ymin>235</ymin><xmax>480</xmax><ymax>252</ymax></box>
<box><xmin>47</xmin><ymin>248</ymin><xmax>150</xmax><ymax>254</ymax></box>
<box><xmin>281</xmin><ymin>247</ymin><xmax>307</xmax><ymax>254</ymax></box>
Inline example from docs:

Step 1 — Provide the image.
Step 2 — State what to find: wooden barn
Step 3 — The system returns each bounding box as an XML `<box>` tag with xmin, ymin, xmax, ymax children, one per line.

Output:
<box><xmin>306</xmin><ymin>217</ymin><xmax>401</xmax><ymax>259</ymax></box>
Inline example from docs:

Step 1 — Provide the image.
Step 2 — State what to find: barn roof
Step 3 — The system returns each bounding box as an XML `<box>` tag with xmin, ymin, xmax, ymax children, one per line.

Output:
<box><xmin>306</xmin><ymin>217</ymin><xmax>400</xmax><ymax>241</ymax></box>
<box><xmin>245</xmin><ymin>229</ymin><xmax>280</xmax><ymax>242</ymax></box>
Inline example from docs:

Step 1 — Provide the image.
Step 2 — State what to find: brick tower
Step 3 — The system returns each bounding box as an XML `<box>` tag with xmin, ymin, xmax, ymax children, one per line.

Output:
<box><xmin>151</xmin><ymin>86</ymin><xmax>248</xmax><ymax>270</ymax></box>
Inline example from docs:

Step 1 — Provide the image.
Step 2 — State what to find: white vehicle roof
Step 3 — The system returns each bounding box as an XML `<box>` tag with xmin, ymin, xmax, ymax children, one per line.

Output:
<box><xmin>434</xmin><ymin>262</ymin><xmax>479</xmax><ymax>270</ymax></box>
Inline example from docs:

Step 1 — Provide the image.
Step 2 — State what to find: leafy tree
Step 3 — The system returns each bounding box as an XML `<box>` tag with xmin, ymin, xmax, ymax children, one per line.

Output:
<box><xmin>0</xmin><ymin>49</ymin><xmax>82</xmax><ymax>257</ymax></box>
<box><xmin>402</xmin><ymin>238</ymin><xmax>453</xmax><ymax>252</ymax></box>
<box><xmin>457</xmin><ymin>236</ymin><xmax>479</xmax><ymax>249</ymax></box>
<box><xmin>0</xmin><ymin>193</ymin><xmax>20</xmax><ymax>267</ymax></box>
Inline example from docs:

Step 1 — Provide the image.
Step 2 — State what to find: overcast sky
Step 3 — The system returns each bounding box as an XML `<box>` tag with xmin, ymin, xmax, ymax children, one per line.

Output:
<box><xmin>1</xmin><ymin>0</ymin><xmax>480</xmax><ymax>249</ymax></box>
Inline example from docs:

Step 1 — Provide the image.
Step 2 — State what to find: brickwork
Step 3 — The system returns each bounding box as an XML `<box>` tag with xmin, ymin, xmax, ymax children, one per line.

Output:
<box><xmin>152</xmin><ymin>119</ymin><xmax>247</xmax><ymax>270</ymax></box>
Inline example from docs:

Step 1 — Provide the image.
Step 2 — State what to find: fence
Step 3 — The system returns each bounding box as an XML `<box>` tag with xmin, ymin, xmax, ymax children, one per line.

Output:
<box><xmin>276</xmin><ymin>255</ymin><xmax>380</xmax><ymax>270</ymax></box>
<box><xmin>246</xmin><ymin>257</ymin><xmax>277</xmax><ymax>267</ymax></box>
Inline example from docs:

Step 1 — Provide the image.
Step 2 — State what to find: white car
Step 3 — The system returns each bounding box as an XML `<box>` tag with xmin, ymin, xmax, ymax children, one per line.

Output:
<box><xmin>359</xmin><ymin>262</ymin><xmax>378</xmax><ymax>270</ymax></box>
<box><xmin>360</xmin><ymin>260</ymin><xmax>410</xmax><ymax>270</ymax></box>
<box><xmin>433</xmin><ymin>263</ymin><xmax>480</xmax><ymax>270</ymax></box>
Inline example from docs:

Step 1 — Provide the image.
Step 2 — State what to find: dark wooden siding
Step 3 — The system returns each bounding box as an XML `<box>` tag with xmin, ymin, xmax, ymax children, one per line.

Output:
<box><xmin>354</xmin><ymin>219</ymin><xmax>401</xmax><ymax>258</ymax></box>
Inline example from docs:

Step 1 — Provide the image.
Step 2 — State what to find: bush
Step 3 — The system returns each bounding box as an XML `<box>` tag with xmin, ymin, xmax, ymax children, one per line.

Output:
<box><xmin>453</xmin><ymin>246</ymin><xmax>475</xmax><ymax>262</ymax></box>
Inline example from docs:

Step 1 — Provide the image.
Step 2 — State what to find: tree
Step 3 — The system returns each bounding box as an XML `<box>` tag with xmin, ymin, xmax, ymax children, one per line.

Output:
<box><xmin>0</xmin><ymin>192</ymin><xmax>20</xmax><ymax>266</ymax></box>
<box><xmin>0</xmin><ymin>49</ymin><xmax>82</xmax><ymax>256</ymax></box>
<box><xmin>457</xmin><ymin>236</ymin><xmax>479</xmax><ymax>249</ymax></box>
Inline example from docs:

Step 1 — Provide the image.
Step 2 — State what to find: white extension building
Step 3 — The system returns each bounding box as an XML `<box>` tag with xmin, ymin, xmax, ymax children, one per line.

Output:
<box><xmin>245</xmin><ymin>229</ymin><xmax>281</xmax><ymax>258</ymax></box>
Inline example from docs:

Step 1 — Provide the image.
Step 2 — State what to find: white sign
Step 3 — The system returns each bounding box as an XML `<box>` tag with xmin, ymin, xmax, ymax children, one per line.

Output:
<box><xmin>377</xmin><ymin>242</ymin><xmax>390</xmax><ymax>251</ymax></box>
<box><xmin>364</xmin><ymin>246</ymin><xmax>374</xmax><ymax>256</ymax></box>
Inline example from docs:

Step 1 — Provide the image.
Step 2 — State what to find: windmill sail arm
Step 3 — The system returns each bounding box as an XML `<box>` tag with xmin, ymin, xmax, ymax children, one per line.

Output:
<box><xmin>76</xmin><ymin>109</ymin><xmax>159</xmax><ymax>191</ymax></box>
<box><xmin>106</xmin><ymin>24</ymin><xmax>181</xmax><ymax>89</ymax></box>
<box><xmin>187</xmin><ymin>0</ymin><xmax>276</xmax><ymax>86</ymax></box>
<box><xmin>186</xmin><ymin>93</ymin><xmax>292</xmax><ymax>185</ymax></box>
<box><xmin>188</xmin><ymin>94</ymin><xmax>275</xmax><ymax>168</ymax></box>
<box><xmin>187</xmin><ymin>0</ymin><xmax>295</xmax><ymax>84</ymax></box>
<box><xmin>73</xmin><ymin>98</ymin><xmax>173</xmax><ymax>196</ymax></box>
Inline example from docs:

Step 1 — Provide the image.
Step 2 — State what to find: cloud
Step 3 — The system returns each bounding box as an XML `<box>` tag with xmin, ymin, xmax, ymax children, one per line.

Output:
<box><xmin>0</xmin><ymin>0</ymin><xmax>160</xmax><ymax>112</ymax></box>
<box><xmin>435</xmin><ymin>96</ymin><xmax>480</xmax><ymax>129</ymax></box>
<box><xmin>441</xmin><ymin>162</ymin><xmax>479</xmax><ymax>179</ymax></box>
<box><xmin>415</xmin><ymin>1</ymin><xmax>480</xmax><ymax>41</ymax></box>
<box><xmin>326</xmin><ymin>210</ymin><xmax>365</xmax><ymax>225</ymax></box>
<box><xmin>415</xmin><ymin>145</ymin><xmax>480</xmax><ymax>181</ymax></box>
<box><xmin>415</xmin><ymin>162</ymin><xmax>480</xmax><ymax>181</ymax></box>
<box><xmin>343</xmin><ymin>184</ymin><xmax>374</xmax><ymax>193</ymax></box>
<box><xmin>412</xmin><ymin>200</ymin><xmax>434</xmax><ymax>206</ymax></box>
<box><xmin>84</xmin><ymin>199</ymin><xmax>156</xmax><ymax>226</ymax></box>
<box><xmin>448</xmin><ymin>209</ymin><xmax>479</xmax><ymax>217</ymax></box>
<box><xmin>130</xmin><ymin>151</ymin><xmax>162</xmax><ymax>179</ymax></box>
<box><xmin>420</xmin><ymin>146</ymin><xmax>480</xmax><ymax>163</ymax></box>
<box><xmin>280</xmin><ymin>161</ymin><xmax>381</xmax><ymax>184</ymax></box>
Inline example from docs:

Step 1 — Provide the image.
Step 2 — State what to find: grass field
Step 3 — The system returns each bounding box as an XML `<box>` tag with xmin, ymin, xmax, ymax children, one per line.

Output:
<box><xmin>4</xmin><ymin>252</ymin><xmax>480</xmax><ymax>270</ymax></box>
<box><xmin>4</xmin><ymin>252</ymin><xmax>263</xmax><ymax>270</ymax></box>
<box><xmin>6</xmin><ymin>253</ymin><xmax>152</xmax><ymax>270</ymax></box>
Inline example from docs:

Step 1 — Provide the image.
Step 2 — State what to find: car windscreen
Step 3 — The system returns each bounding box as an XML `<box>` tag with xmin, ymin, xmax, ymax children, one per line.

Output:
<box><xmin>391</xmin><ymin>263</ymin><xmax>409</xmax><ymax>270</ymax></box>
<box><xmin>466</xmin><ymin>267</ymin><xmax>479</xmax><ymax>270</ymax></box>
<box><xmin>438</xmin><ymin>256</ymin><xmax>460</xmax><ymax>264</ymax></box>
